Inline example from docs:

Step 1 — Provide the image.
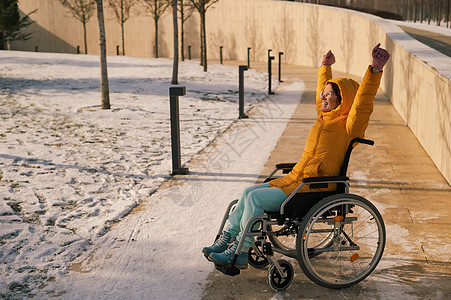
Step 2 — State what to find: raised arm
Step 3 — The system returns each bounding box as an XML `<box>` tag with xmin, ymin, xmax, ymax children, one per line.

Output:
<box><xmin>316</xmin><ymin>50</ymin><xmax>335</xmax><ymax>115</ymax></box>
<box><xmin>346</xmin><ymin>44</ymin><xmax>390</xmax><ymax>138</ymax></box>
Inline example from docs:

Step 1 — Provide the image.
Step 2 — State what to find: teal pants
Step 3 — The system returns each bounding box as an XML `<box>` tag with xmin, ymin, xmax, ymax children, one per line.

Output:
<box><xmin>225</xmin><ymin>183</ymin><xmax>287</xmax><ymax>249</ymax></box>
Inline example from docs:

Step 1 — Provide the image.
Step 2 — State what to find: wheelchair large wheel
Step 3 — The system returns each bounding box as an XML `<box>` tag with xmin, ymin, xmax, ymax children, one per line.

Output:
<box><xmin>296</xmin><ymin>194</ymin><xmax>385</xmax><ymax>289</ymax></box>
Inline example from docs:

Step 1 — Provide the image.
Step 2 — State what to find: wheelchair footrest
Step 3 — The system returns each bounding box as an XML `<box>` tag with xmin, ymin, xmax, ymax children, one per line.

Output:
<box><xmin>215</xmin><ymin>264</ymin><xmax>241</xmax><ymax>276</ymax></box>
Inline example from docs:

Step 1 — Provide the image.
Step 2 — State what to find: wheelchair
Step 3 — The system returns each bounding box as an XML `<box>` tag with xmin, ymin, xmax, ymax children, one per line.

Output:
<box><xmin>209</xmin><ymin>138</ymin><xmax>386</xmax><ymax>291</ymax></box>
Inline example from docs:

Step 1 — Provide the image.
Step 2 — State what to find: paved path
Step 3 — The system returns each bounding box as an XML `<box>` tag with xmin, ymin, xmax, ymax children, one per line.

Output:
<box><xmin>202</xmin><ymin>61</ymin><xmax>451</xmax><ymax>299</ymax></box>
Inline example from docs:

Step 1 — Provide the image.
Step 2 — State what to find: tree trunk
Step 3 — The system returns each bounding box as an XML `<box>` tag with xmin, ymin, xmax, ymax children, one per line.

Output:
<box><xmin>121</xmin><ymin>21</ymin><xmax>125</xmax><ymax>55</ymax></box>
<box><xmin>83</xmin><ymin>21</ymin><xmax>88</xmax><ymax>54</ymax></box>
<box><xmin>447</xmin><ymin>0</ymin><xmax>450</xmax><ymax>28</ymax></box>
<box><xmin>0</xmin><ymin>32</ymin><xmax>4</xmax><ymax>50</ymax></box>
<box><xmin>201</xmin><ymin>10</ymin><xmax>207</xmax><ymax>72</ymax></box>
<box><xmin>180</xmin><ymin>3</ymin><xmax>185</xmax><ymax>61</ymax></box>
<box><xmin>437</xmin><ymin>0</ymin><xmax>442</xmax><ymax>26</ymax></box>
<box><xmin>181</xmin><ymin>21</ymin><xmax>185</xmax><ymax>61</ymax></box>
<box><xmin>171</xmin><ymin>0</ymin><xmax>178</xmax><ymax>84</ymax></box>
<box><xmin>199</xmin><ymin>19</ymin><xmax>203</xmax><ymax>66</ymax></box>
<box><xmin>155</xmin><ymin>18</ymin><xmax>159</xmax><ymax>58</ymax></box>
<box><xmin>96</xmin><ymin>0</ymin><xmax>110</xmax><ymax>109</ymax></box>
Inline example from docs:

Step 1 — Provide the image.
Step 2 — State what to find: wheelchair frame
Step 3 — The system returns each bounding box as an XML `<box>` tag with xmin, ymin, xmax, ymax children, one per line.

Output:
<box><xmin>210</xmin><ymin>138</ymin><xmax>386</xmax><ymax>290</ymax></box>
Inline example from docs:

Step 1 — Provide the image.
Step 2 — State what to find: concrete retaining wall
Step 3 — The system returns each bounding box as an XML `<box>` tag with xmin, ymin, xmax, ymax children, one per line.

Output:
<box><xmin>14</xmin><ymin>0</ymin><xmax>451</xmax><ymax>185</ymax></box>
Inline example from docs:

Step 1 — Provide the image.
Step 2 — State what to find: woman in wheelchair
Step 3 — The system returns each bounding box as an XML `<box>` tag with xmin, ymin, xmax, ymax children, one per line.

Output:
<box><xmin>203</xmin><ymin>44</ymin><xmax>390</xmax><ymax>270</ymax></box>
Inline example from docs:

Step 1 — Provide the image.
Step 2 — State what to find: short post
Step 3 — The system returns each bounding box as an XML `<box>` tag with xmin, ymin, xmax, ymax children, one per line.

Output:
<box><xmin>247</xmin><ymin>47</ymin><xmax>251</xmax><ymax>68</ymax></box>
<box><xmin>35</xmin><ymin>46</ymin><xmax>38</xmax><ymax>52</ymax></box>
<box><xmin>188</xmin><ymin>45</ymin><xmax>192</xmax><ymax>60</ymax></box>
<box><xmin>169</xmin><ymin>86</ymin><xmax>189</xmax><ymax>175</ymax></box>
<box><xmin>220</xmin><ymin>46</ymin><xmax>223</xmax><ymax>64</ymax></box>
<box><xmin>116</xmin><ymin>45</ymin><xmax>120</xmax><ymax>56</ymax></box>
<box><xmin>77</xmin><ymin>45</ymin><xmax>80</xmax><ymax>54</ymax></box>
<box><xmin>268</xmin><ymin>49</ymin><xmax>275</xmax><ymax>95</ymax></box>
<box><xmin>278</xmin><ymin>52</ymin><xmax>284</xmax><ymax>83</ymax></box>
<box><xmin>239</xmin><ymin>65</ymin><xmax>249</xmax><ymax>119</ymax></box>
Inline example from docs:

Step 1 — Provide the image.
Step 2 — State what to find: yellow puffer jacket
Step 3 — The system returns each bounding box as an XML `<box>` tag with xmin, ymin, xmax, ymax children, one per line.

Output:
<box><xmin>270</xmin><ymin>65</ymin><xmax>383</xmax><ymax>195</ymax></box>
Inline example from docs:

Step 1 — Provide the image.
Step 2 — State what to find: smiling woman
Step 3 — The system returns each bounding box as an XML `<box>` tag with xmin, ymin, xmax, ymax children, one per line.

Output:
<box><xmin>203</xmin><ymin>43</ymin><xmax>391</xmax><ymax>268</ymax></box>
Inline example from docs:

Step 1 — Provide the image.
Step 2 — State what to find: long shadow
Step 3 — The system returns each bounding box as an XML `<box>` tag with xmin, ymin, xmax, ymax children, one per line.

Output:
<box><xmin>351</xmin><ymin>179</ymin><xmax>451</xmax><ymax>193</ymax></box>
<box><xmin>0</xmin><ymin>52</ymin><xmax>175</xmax><ymax>69</ymax></box>
<box><xmin>0</xmin><ymin>154</ymin><xmax>161</xmax><ymax>181</ymax></box>
<box><xmin>0</xmin><ymin>76</ymin><xmax>267</xmax><ymax>101</ymax></box>
<box><xmin>171</xmin><ymin>172</ymin><xmax>258</xmax><ymax>183</ymax></box>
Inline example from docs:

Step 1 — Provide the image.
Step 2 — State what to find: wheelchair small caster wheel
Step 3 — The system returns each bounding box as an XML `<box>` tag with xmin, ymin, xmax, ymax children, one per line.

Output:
<box><xmin>267</xmin><ymin>259</ymin><xmax>294</xmax><ymax>291</ymax></box>
<box><xmin>248</xmin><ymin>244</ymin><xmax>269</xmax><ymax>268</ymax></box>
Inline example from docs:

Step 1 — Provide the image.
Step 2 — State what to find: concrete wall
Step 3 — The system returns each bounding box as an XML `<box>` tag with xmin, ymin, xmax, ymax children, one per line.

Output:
<box><xmin>14</xmin><ymin>0</ymin><xmax>451</xmax><ymax>185</ymax></box>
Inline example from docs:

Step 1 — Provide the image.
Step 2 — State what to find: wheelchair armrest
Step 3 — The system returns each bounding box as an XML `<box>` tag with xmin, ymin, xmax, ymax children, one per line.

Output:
<box><xmin>302</xmin><ymin>176</ymin><xmax>349</xmax><ymax>183</ymax></box>
<box><xmin>275</xmin><ymin>163</ymin><xmax>296</xmax><ymax>170</ymax></box>
<box><xmin>264</xmin><ymin>163</ymin><xmax>297</xmax><ymax>182</ymax></box>
<box><xmin>276</xmin><ymin>163</ymin><xmax>296</xmax><ymax>174</ymax></box>
<box><xmin>353</xmin><ymin>138</ymin><xmax>374</xmax><ymax>146</ymax></box>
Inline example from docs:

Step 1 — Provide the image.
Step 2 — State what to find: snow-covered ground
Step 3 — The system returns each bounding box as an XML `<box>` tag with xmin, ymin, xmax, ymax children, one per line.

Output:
<box><xmin>390</xmin><ymin>20</ymin><xmax>451</xmax><ymax>37</ymax></box>
<box><xmin>0</xmin><ymin>51</ymin><xmax>295</xmax><ymax>298</ymax></box>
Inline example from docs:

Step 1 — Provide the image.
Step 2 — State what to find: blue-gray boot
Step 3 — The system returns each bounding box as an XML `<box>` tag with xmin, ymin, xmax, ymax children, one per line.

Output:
<box><xmin>209</xmin><ymin>241</ymin><xmax>248</xmax><ymax>269</ymax></box>
<box><xmin>202</xmin><ymin>231</ymin><xmax>232</xmax><ymax>257</ymax></box>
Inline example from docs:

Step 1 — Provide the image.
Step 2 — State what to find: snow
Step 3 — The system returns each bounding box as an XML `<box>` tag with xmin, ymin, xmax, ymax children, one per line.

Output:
<box><xmin>382</xmin><ymin>18</ymin><xmax>451</xmax><ymax>79</ymax></box>
<box><xmin>0</xmin><ymin>50</ymin><xmax>302</xmax><ymax>298</ymax></box>
<box><xmin>390</xmin><ymin>20</ymin><xmax>451</xmax><ymax>37</ymax></box>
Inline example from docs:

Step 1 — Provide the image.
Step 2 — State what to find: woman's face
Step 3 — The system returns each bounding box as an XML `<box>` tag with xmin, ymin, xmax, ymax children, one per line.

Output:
<box><xmin>320</xmin><ymin>83</ymin><xmax>340</xmax><ymax>112</ymax></box>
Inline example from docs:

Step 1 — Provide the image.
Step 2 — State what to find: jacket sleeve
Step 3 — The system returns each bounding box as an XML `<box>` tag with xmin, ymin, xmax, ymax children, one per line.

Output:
<box><xmin>346</xmin><ymin>65</ymin><xmax>383</xmax><ymax>139</ymax></box>
<box><xmin>316</xmin><ymin>65</ymin><xmax>333</xmax><ymax>115</ymax></box>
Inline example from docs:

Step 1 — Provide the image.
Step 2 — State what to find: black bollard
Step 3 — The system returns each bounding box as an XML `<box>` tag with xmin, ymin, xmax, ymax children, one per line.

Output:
<box><xmin>247</xmin><ymin>47</ymin><xmax>251</xmax><ymax>69</ymax></box>
<box><xmin>77</xmin><ymin>45</ymin><xmax>80</xmax><ymax>54</ymax></box>
<box><xmin>239</xmin><ymin>65</ymin><xmax>249</xmax><ymax>119</ymax></box>
<box><xmin>117</xmin><ymin>45</ymin><xmax>120</xmax><ymax>56</ymax></box>
<box><xmin>220</xmin><ymin>46</ymin><xmax>223</xmax><ymax>64</ymax></box>
<box><xmin>268</xmin><ymin>49</ymin><xmax>275</xmax><ymax>95</ymax></box>
<box><xmin>35</xmin><ymin>46</ymin><xmax>38</xmax><ymax>52</ymax></box>
<box><xmin>169</xmin><ymin>86</ymin><xmax>189</xmax><ymax>175</ymax></box>
<box><xmin>188</xmin><ymin>45</ymin><xmax>192</xmax><ymax>60</ymax></box>
<box><xmin>278</xmin><ymin>52</ymin><xmax>284</xmax><ymax>83</ymax></box>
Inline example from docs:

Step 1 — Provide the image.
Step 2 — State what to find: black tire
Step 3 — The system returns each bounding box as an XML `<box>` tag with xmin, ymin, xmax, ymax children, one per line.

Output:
<box><xmin>296</xmin><ymin>194</ymin><xmax>385</xmax><ymax>289</ymax></box>
<box><xmin>267</xmin><ymin>259</ymin><xmax>294</xmax><ymax>291</ymax></box>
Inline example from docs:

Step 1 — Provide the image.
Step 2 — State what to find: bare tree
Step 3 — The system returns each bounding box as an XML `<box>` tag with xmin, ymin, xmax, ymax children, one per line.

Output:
<box><xmin>141</xmin><ymin>0</ymin><xmax>170</xmax><ymax>58</ymax></box>
<box><xmin>178</xmin><ymin>0</ymin><xmax>194</xmax><ymax>61</ymax></box>
<box><xmin>188</xmin><ymin>0</ymin><xmax>220</xmax><ymax>72</ymax></box>
<box><xmin>108</xmin><ymin>0</ymin><xmax>135</xmax><ymax>55</ymax></box>
<box><xmin>96</xmin><ymin>0</ymin><xmax>110</xmax><ymax>109</ymax></box>
<box><xmin>59</xmin><ymin>0</ymin><xmax>96</xmax><ymax>54</ymax></box>
<box><xmin>171</xmin><ymin>0</ymin><xmax>179</xmax><ymax>84</ymax></box>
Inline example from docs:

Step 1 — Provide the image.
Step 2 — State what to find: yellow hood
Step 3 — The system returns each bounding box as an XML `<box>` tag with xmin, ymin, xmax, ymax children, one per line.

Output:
<box><xmin>327</xmin><ymin>78</ymin><xmax>360</xmax><ymax>116</ymax></box>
